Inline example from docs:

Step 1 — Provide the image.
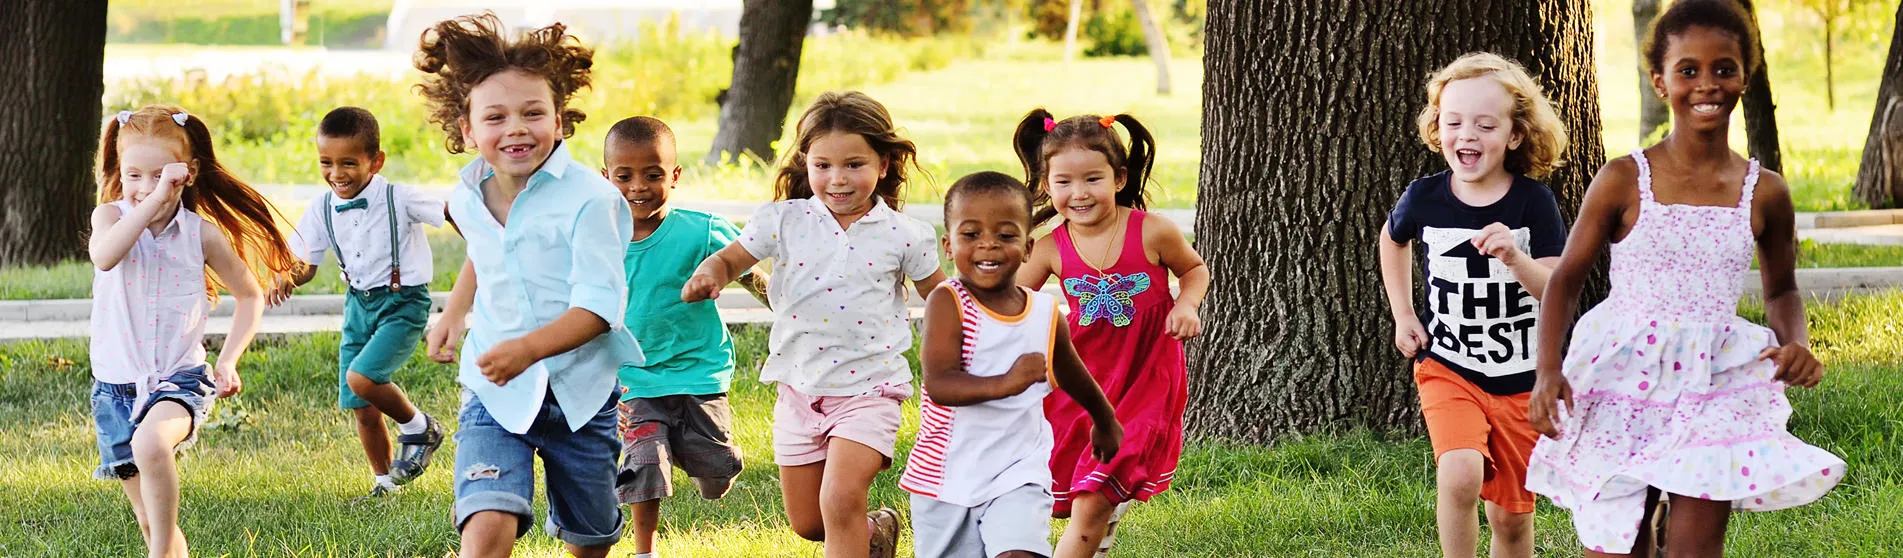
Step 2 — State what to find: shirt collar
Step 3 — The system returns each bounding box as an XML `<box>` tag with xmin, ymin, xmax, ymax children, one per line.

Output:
<box><xmin>803</xmin><ymin>195</ymin><xmax>894</xmax><ymax>224</ymax></box>
<box><xmin>457</xmin><ymin>141</ymin><xmax>573</xmax><ymax>194</ymax></box>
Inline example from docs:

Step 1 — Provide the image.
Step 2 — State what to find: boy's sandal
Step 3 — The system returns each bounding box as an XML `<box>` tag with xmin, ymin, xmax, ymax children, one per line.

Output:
<box><xmin>868</xmin><ymin>507</ymin><xmax>901</xmax><ymax>558</ymax></box>
<box><xmin>388</xmin><ymin>413</ymin><xmax>446</xmax><ymax>485</ymax></box>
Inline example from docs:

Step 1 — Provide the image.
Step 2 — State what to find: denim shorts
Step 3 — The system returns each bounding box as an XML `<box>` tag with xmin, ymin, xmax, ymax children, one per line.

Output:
<box><xmin>452</xmin><ymin>389</ymin><xmax>624</xmax><ymax>548</ymax></box>
<box><xmin>92</xmin><ymin>366</ymin><xmax>215</xmax><ymax>480</ymax></box>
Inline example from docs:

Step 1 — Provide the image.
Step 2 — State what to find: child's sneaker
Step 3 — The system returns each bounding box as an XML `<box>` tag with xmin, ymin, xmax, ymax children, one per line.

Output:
<box><xmin>352</xmin><ymin>479</ymin><xmax>400</xmax><ymax>503</ymax></box>
<box><xmin>868</xmin><ymin>507</ymin><xmax>900</xmax><ymax>558</ymax></box>
<box><xmin>389</xmin><ymin>413</ymin><xmax>445</xmax><ymax>485</ymax></box>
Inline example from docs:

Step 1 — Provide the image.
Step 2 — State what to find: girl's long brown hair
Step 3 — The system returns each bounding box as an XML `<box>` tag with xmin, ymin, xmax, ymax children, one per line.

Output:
<box><xmin>774</xmin><ymin>91</ymin><xmax>921</xmax><ymax>210</ymax></box>
<box><xmin>98</xmin><ymin>106</ymin><xmax>300</xmax><ymax>301</ymax></box>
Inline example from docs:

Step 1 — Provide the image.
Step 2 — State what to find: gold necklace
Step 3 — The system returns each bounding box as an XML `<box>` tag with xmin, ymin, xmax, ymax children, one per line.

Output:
<box><xmin>1076</xmin><ymin>208</ymin><xmax>1126</xmax><ymax>274</ymax></box>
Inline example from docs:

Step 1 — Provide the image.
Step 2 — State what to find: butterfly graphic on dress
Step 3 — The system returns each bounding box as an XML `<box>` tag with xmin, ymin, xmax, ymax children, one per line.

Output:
<box><xmin>1063</xmin><ymin>272</ymin><xmax>1150</xmax><ymax>327</ymax></box>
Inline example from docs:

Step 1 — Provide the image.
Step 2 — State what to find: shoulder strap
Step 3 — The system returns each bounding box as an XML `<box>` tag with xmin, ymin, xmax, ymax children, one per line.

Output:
<box><xmin>319</xmin><ymin>192</ymin><xmax>350</xmax><ymax>284</ymax></box>
<box><xmin>1630</xmin><ymin>149</ymin><xmax>1655</xmax><ymax>202</ymax></box>
<box><xmin>1739</xmin><ymin>159</ymin><xmax>1761</xmax><ymax>210</ymax></box>
<box><xmin>386</xmin><ymin>181</ymin><xmax>402</xmax><ymax>289</ymax></box>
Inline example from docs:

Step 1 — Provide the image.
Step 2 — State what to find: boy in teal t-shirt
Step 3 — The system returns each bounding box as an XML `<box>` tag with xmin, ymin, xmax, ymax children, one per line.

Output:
<box><xmin>602</xmin><ymin>116</ymin><xmax>766</xmax><ymax>558</ymax></box>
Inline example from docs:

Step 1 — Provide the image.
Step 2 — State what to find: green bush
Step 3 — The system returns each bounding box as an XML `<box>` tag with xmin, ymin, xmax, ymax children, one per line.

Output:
<box><xmin>107</xmin><ymin>9</ymin><xmax>389</xmax><ymax>48</ymax></box>
<box><xmin>821</xmin><ymin>0</ymin><xmax>974</xmax><ymax>36</ymax></box>
<box><xmin>1082</xmin><ymin>2</ymin><xmax>1146</xmax><ymax>57</ymax></box>
<box><xmin>103</xmin><ymin>25</ymin><xmax>981</xmax><ymax>186</ymax></box>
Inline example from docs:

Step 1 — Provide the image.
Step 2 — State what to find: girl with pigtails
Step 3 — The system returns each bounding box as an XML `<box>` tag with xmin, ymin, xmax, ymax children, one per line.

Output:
<box><xmin>1014</xmin><ymin>110</ymin><xmax>1209</xmax><ymax>557</ymax></box>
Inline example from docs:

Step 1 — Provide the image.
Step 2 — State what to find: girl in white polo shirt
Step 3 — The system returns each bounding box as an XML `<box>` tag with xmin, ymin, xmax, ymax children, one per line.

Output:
<box><xmin>684</xmin><ymin>90</ymin><xmax>945</xmax><ymax>558</ymax></box>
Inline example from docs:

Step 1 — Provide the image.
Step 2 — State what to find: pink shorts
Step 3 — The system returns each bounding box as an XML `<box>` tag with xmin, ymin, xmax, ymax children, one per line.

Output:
<box><xmin>772</xmin><ymin>383</ymin><xmax>912</xmax><ymax>467</ymax></box>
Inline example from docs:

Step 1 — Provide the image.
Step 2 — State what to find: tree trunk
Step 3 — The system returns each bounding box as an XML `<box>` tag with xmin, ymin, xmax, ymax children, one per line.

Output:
<box><xmin>1824</xmin><ymin>18</ymin><xmax>1835</xmax><ymax>111</ymax></box>
<box><xmin>1635</xmin><ymin>0</ymin><xmax>1668</xmax><ymax>141</ymax></box>
<box><xmin>1130</xmin><ymin>0</ymin><xmax>1173</xmax><ymax>95</ymax></box>
<box><xmin>0</xmin><ymin>1</ymin><xmax>107</xmax><ymax>267</ymax></box>
<box><xmin>1854</xmin><ymin>3</ymin><xmax>1903</xmax><ymax>208</ymax></box>
<box><xmin>706</xmin><ymin>0</ymin><xmax>814</xmax><ymax>166</ymax></box>
<box><xmin>1737</xmin><ymin>0</ymin><xmax>1783</xmax><ymax>172</ymax></box>
<box><xmin>1063</xmin><ymin>0</ymin><xmax>1083</xmax><ymax>64</ymax></box>
<box><xmin>1190</xmin><ymin>0</ymin><xmax>1607</xmax><ymax>442</ymax></box>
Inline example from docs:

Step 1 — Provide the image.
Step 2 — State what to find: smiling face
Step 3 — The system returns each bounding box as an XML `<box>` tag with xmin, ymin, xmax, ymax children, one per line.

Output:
<box><xmin>1654</xmin><ymin>25</ymin><xmax>1747</xmax><ymax>135</ymax></box>
<box><xmin>316</xmin><ymin>134</ymin><xmax>385</xmax><ymax>199</ymax></box>
<box><xmin>1045</xmin><ymin>146</ymin><xmax>1124</xmax><ymax>228</ymax></box>
<box><xmin>460</xmin><ymin>69</ymin><xmax>561</xmax><ymax>183</ymax></box>
<box><xmin>1436</xmin><ymin>76</ymin><xmax>1522</xmax><ymax>185</ymax></box>
<box><xmin>603</xmin><ymin>137</ymin><xmax>680</xmax><ymax>221</ymax></box>
<box><xmin>805</xmin><ymin>131</ymin><xmax>888</xmax><ymax>220</ymax></box>
<box><xmin>117</xmin><ymin>136</ymin><xmax>192</xmax><ymax>211</ymax></box>
<box><xmin>944</xmin><ymin>189</ymin><xmax>1031</xmax><ymax>292</ymax></box>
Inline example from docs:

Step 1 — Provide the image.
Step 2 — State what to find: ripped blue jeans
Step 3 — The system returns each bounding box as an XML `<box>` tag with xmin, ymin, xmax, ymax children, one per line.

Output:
<box><xmin>451</xmin><ymin>389</ymin><xmax>623</xmax><ymax>548</ymax></box>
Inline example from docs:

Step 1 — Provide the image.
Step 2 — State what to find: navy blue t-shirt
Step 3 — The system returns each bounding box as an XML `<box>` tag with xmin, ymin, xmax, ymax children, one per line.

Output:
<box><xmin>1387</xmin><ymin>171</ymin><xmax>1567</xmax><ymax>395</ymax></box>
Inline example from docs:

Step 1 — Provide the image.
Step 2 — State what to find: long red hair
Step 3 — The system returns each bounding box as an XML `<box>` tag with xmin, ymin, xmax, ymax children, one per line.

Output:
<box><xmin>98</xmin><ymin>105</ymin><xmax>300</xmax><ymax>301</ymax></box>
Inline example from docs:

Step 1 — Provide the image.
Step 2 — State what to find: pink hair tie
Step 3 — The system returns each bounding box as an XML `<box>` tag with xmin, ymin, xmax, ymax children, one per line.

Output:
<box><xmin>1042</xmin><ymin>117</ymin><xmax>1056</xmax><ymax>132</ymax></box>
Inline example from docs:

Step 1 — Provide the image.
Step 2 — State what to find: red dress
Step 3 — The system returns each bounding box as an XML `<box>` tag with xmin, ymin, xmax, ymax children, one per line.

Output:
<box><xmin>1046</xmin><ymin>209</ymin><xmax>1188</xmax><ymax>516</ymax></box>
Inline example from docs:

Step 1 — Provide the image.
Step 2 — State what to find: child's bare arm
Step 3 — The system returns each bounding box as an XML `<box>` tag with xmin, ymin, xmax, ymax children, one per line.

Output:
<box><xmin>1051</xmin><ymin>318</ymin><xmax>1121</xmax><ymax>463</ymax></box>
<box><xmin>685</xmin><ymin>242</ymin><xmax>760</xmax><ymax>303</ymax></box>
<box><xmin>1751</xmin><ymin>171</ymin><xmax>1822</xmax><ymax>388</ymax></box>
<box><xmin>1379</xmin><ymin>223</ymin><xmax>1429</xmax><ymax>357</ymax></box>
<box><xmin>427</xmin><ymin>258</ymin><xmax>476</xmax><ymax>363</ymax></box>
<box><xmin>477</xmin><ymin>308</ymin><xmax>609</xmax><ymax>386</ymax></box>
<box><xmin>736</xmin><ymin>268</ymin><xmax>771</xmax><ymax>309</ymax></box>
<box><xmin>1148</xmin><ymin>216</ymin><xmax>1208</xmax><ymax>340</ymax></box>
<box><xmin>203</xmin><ymin>220</ymin><xmax>262</xmax><ymax>398</ymax></box>
<box><xmin>912</xmin><ymin>269</ymin><xmax>948</xmax><ymax>301</ymax></box>
<box><xmin>1529</xmin><ymin>159</ymin><xmax>1636</xmax><ymax>438</ymax></box>
<box><xmin>918</xmin><ymin>289</ymin><xmax>1046</xmax><ymax>406</ymax></box>
<box><xmin>1016</xmin><ymin>237</ymin><xmax>1058</xmax><ymax>290</ymax></box>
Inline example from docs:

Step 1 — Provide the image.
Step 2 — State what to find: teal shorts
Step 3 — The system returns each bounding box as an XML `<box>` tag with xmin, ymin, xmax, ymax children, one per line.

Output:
<box><xmin>339</xmin><ymin>285</ymin><xmax>431</xmax><ymax>409</ymax></box>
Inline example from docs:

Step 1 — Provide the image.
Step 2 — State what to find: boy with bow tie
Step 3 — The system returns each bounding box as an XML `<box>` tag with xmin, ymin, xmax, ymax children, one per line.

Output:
<box><xmin>284</xmin><ymin>106</ymin><xmax>448</xmax><ymax>498</ymax></box>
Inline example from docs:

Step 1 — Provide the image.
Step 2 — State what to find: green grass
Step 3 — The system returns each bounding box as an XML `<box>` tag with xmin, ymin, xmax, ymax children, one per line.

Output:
<box><xmin>3</xmin><ymin>291</ymin><xmax>1901</xmax><ymax>556</ymax></box>
<box><xmin>1750</xmin><ymin>240</ymin><xmax>1903</xmax><ymax>269</ymax></box>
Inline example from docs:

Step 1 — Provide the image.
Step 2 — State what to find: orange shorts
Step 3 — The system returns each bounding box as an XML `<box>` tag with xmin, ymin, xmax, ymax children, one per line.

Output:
<box><xmin>1415</xmin><ymin>358</ymin><xmax>1537</xmax><ymax>514</ymax></box>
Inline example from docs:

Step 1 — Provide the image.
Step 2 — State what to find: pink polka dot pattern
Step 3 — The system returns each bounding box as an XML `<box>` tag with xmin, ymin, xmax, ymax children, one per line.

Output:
<box><xmin>1524</xmin><ymin>151</ymin><xmax>1845</xmax><ymax>554</ymax></box>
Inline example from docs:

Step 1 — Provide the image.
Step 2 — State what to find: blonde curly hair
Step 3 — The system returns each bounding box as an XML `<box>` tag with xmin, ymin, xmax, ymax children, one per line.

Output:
<box><xmin>1416</xmin><ymin>52</ymin><xmax>1568</xmax><ymax>180</ymax></box>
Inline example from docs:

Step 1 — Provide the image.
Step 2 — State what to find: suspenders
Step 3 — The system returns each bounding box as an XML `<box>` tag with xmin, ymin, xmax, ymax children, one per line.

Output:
<box><xmin>320</xmin><ymin>181</ymin><xmax>404</xmax><ymax>291</ymax></box>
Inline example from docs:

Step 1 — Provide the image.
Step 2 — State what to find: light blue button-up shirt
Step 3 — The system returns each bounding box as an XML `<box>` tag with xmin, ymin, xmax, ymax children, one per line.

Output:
<box><xmin>449</xmin><ymin>142</ymin><xmax>644</xmax><ymax>433</ymax></box>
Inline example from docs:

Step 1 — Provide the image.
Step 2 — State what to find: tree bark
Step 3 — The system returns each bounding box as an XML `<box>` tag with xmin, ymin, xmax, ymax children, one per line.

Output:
<box><xmin>1190</xmin><ymin>0</ymin><xmax>1607</xmax><ymax>442</ymax></box>
<box><xmin>1736</xmin><ymin>0</ymin><xmax>1784</xmax><ymax>172</ymax></box>
<box><xmin>1635</xmin><ymin>0</ymin><xmax>1668</xmax><ymax>141</ymax></box>
<box><xmin>1130</xmin><ymin>0</ymin><xmax>1173</xmax><ymax>95</ymax></box>
<box><xmin>1063</xmin><ymin>0</ymin><xmax>1083</xmax><ymax>64</ymax></box>
<box><xmin>1854</xmin><ymin>3</ymin><xmax>1903</xmax><ymax>208</ymax></box>
<box><xmin>0</xmin><ymin>1</ymin><xmax>107</xmax><ymax>267</ymax></box>
<box><xmin>706</xmin><ymin>0</ymin><xmax>814</xmax><ymax>166</ymax></box>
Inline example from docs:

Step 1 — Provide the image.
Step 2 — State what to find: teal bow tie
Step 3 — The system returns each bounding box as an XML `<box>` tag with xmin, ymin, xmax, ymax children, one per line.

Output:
<box><xmin>334</xmin><ymin>198</ymin><xmax>368</xmax><ymax>212</ymax></box>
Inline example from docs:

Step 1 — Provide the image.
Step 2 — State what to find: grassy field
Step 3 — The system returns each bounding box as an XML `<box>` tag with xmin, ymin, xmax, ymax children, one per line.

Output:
<box><xmin>1</xmin><ymin>290</ymin><xmax>1899</xmax><ymax>556</ymax></box>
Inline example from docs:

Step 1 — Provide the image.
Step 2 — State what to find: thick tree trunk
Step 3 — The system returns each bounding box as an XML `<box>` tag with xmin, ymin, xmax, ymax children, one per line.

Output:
<box><xmin>1130</xmin><ymin>0</ymin><xmax>1173</xmax><ymax>95</ymax></box>
<box><xmin>1854</xmin><ymin>3</ymin><xmax>1903</xmax><ymax>208</ymax></box>
<box><xmin>1190</xmin><ymin>0</ymin><xmax>1607</xmax><ymax>442</ymax></box>
<box><xmin>1635</xmin><ymin>0</ymin><xmax>1668</xmax><ymax>141</ymax></box>
<box><xmin>1737</xmin><ymin>0</ymin><xmax>1783</xmax><ymax>172</ymax></box>
<box><xmin>0</xmin><ymin>1</ymin><xmax>107</xmax><ymax>267</ymax></box>
<box><xmin>706</xmin><ymin>0</ymin><xmax>814</xmax><ymax>166</ymax></box>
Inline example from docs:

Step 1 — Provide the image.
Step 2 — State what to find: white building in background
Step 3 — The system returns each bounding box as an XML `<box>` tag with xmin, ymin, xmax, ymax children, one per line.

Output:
<box><xmin>381</xmin><ymin>0</ymin><xmax>837</xmax><ymax>49</ymax></box>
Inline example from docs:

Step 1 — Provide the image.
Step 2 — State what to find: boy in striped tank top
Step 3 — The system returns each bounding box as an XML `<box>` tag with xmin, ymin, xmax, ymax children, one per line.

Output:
<box><xmin>901</xmin><ymin>171</ymin><xmax>1122</xmax><ymax>558</ymax></box>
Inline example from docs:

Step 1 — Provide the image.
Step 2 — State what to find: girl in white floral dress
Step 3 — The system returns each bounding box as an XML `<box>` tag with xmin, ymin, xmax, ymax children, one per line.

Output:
<box><xmin>1524</xmin><ymin>1</ymin><xmax>1844</xmax><ymax>556</ymax></box>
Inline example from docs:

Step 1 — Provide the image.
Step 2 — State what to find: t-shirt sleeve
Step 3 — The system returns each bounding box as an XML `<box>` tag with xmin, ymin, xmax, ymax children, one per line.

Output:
<box><xmin>397</xmin><ymin>183</ymin><xmax>448</xmax><ymax>227</ymax></box>
<box><xmin>1527</xmin><ymin>185</ymin><xmax>1568</xmax><ymax>259</ymax></box>
<box><xmin>900</xmin><ymin>218</ymin><xmax>941</xmax><ymax>282</ymax></box>
<box><xmin>1386</xmin><ymin>179</ymin><xmax>1424</xmax><ymax>244</ymax></box>
<box><xmin>706</xmin><ymin>214</ymin><xmax>743</xmax><ymax>260</ymax></box>
<box><xmin>736</xmin><ymin>202</ymin><xmax>782</xmax><ymax>262</ymax></box>
<box><xmin>289</xmin><ymin>196</ymin><xmax>329</xmax><ymax>265</ymax></box>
